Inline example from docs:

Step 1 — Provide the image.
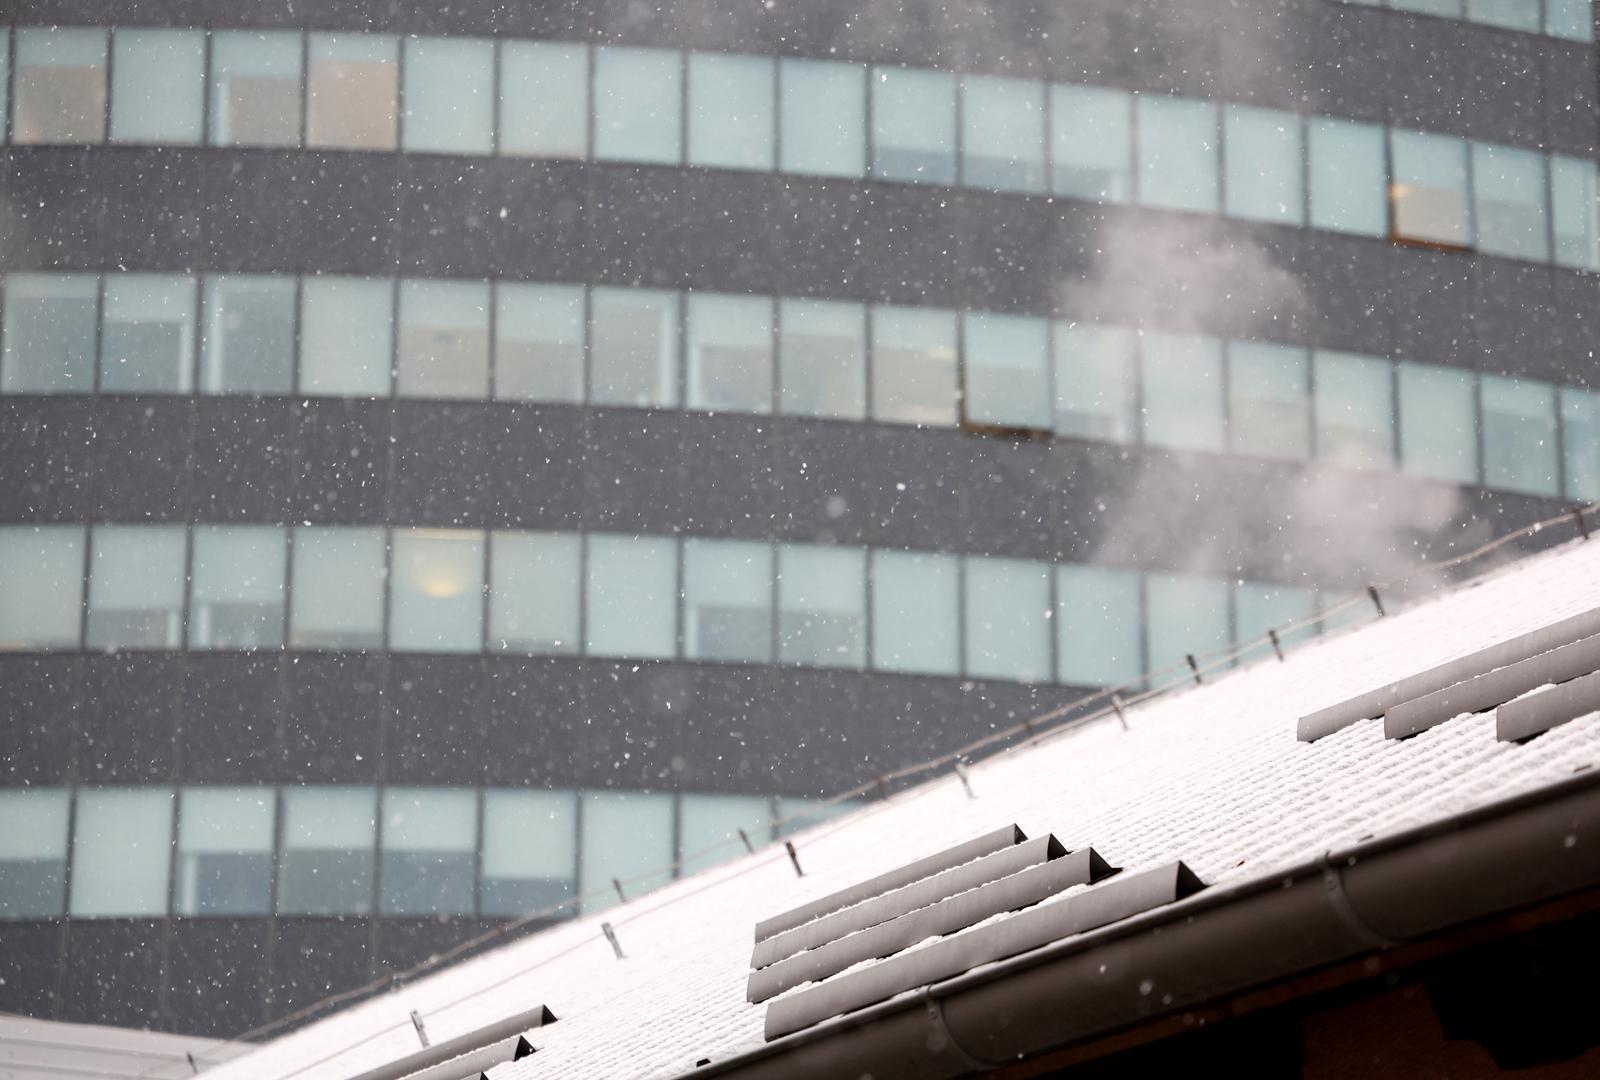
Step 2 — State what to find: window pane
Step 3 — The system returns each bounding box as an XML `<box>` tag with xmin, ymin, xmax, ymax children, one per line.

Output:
<box><xmin>0</xmin><ymin>789</ymin><xmax>69</xmax><ymax>919</ymax></box>
<box><xmin>1229</xmin><ymin>342</ymin><xmax>1310</xmax><ymax>460</ymax></box>
<box><xmin>71</xmin><ymin>789</ymin><xmax>173</xmax><ymax>917</ymax></box>
<box><xmin>1309</xmin><ymin>119</ymin><xmax>1387</xmax><ymax>237</ymax></box>
<box><xmin>1137</xmin><ymin>96</ymin><xmax>1219</xmax><ymax>213</ymax></box>
<box><xmin>1546</xmin><ymin>0</ymin><xmax>1596</xmax><ymax>39</ymax></box>
<box><xmin>778</xmin><ymin>299</ymin><xmax>865</xmax><ymax>420</ymax></box>
<box><xmin>1141</xmin><ymin>332</ymin><xmax>1226</xmax><ymax>452</ymax></box>
<box><xmin>200</xmin><ymin>275</ymin><xmax>295</xmax><ymax>395</ymax></box>
<box><xmin>289</xmin><ymin>527</ymin><xmax>387</xmax><ymax>649</ymax></box>
<box><xmin>87</xmin><ymin>526</ymin><xmax>186</xmax><ymax>651</ymax></box>
<box><xmin>110</xmin><ymin>29</ymin><xmax>204</xmax><ymax>144</ymax></box>
<box><xmin>1391</xmin><ymin>130</ymin><xmax>1472</xmax><ymax>247</ymax></box>
<box><xmin>1223</xmin><ymin>106</ymin><xmax>1303</xmax><ymax>224</ymax></box>
<box><xmin>871</xmin><ymin>550</ymin><xmax>958</xmax><ymax>676</ymax></box>
<box><xmin>594</xmin><ymin>46</ymin><xmax>681</xmax><ymax>165</ymax></box>
<box><xmin>402</xmin><ymin>37</ymin><xmax>492</xmax><ymax>155</ymax></box>
<box><xmin>965</xmin><ymin>558</ymin><xmax>1051</xmax><ymax>683</ymax></box>
<box><xmin>278</xmin><ymin>787</ymin><xmax>375</xmax><ymax>915</ymax></box>
<box><xmin>210</xmin><ymin>31</ymin><xmax>302</xmax><ymax>148</ymax></box>
<box><xmin>688</xmin><ymin>53</ymin><xmax>773</xmax><ymax>171</ymax></box>
<box><xmin>14</xmin><ymin>27</ymin><xmax>107</xmax><ymax>145</ymax></box>
<box><xmin>1392</xmin><ymin>0</ymin><xmax>1464</xmax><ymax>14</ymax></box>
<box><xmin>1234</xmin><ymin>581</ymin><xmax>1318</xmax><ymax>656</ymax></box>
<box><xmin>1562</xmin><ymin>388</ymin><xmax>1600</xmax><ymax>501</ymax></box>
<box><xmin>1050</xmin><ymin>84</ymin><xmax>1132</xmax><ymax>202</ymax></box>
<box><xmin>1468</xmin><ymin>0</ymin><xmax>1541</xmax><ymax>30</ymax></box>
<box><xmin>683</xmin><ymin>539</ymin><xmax>772</xmax><ymax>663</ymax></box>
<box><xmin>0</xmin><ymin>31</ymin><xmax>8</xmax><ymax>136</ymax></box>
<box><xmin>175</xmin><ymin>787</ymin><xmax>275</xmax><ymax>916</ymax></box>
<box><xmin>687</xmin><ymin>293</ymin><xmax>773</xmax><ymax>413</ymax></box>
<box><xmin>778</xmin><ymin>545</ymin><xmax>865</xmax><ymax>669</ymax></box>
<box><xmin>1056</xmin><ymin>565</ymin><xmax>1141</xmax><ymax>687</ymax></box>
<box><xmin>680</xmin><ymin>794</ymin><xmax>772</xmax><ymax>875</ymax></box>
<box><xmin>0</xmin><ymin>525</ymin><xmax>85</xmax><ymax>650</ymax></box>
<box><xmin>391</xmin><ymin>530</ymin><xmax>485</xmax><ymax>653</ymax></box>
<box><xmin>1472</xmin><ymin>143</ymin><xmax>1549</xmax><ymax>261</ymax></box>
<box><xmin>300</xmin><ymin>277</ymin><xmax>393</xmax><ymax>397</ymax></box>
<box><xmin>1314</xmin><ymin>350</ymin><xmax>1395</xmax><ymax>470</ymax></box>
<box><xmin>779</xmin><ymin>59</ymin><xmax>865</xmax><ymax>178</ymax></box>
<box><xmin>871</xmin><ymin>306</ymin><xmax>958</xmax><ymax>426</ymax></box>
<box><xmin>1552</xmin><ymin>156</ymin><xmax>1600</xmax><ymax>272</ymax></box>
<box><xmin>1055</xmin><ymin>323</ymin><xmax>1138</xmax><ymax>442</ymax></box>
<box><xmin>100</xmin><ymin>274</ymin><xmax>196</xmax><ymax>393</ymax></box>
<box><xmin>964</xmin><ymin>313</ymin><xmax>1049</xmax><ymax>429</ymax></box>
<box><xmin>495</xmin><ymin>284</ymin><xmax>585</xmax><ymax>403</ymax></box>
<box><xmin>490</xmin><ymin>532</ymin><xmax>580</xmax><ymax>654</ymax></box>
<box><xmin>962</xmin><ymin>75</ymin><xmax>1044</xmax><ymax>193</ymax></box>
<box><xmin>580</xmin><ymin>792</ymin><xmax>673</xmax><ymax>912</ymax></box>
<box><xmin>1145</xmin><ymin>574</ymin><xmax>1231</xmax><ymax>679</ymax></box>
<box><xmin>307</xmin><ymin>34</ymin><xmax>397</xmax><ymax>150</ymax></box>
<box><xmin>585</xmin><ymin>535</ymin><xmax>677</xmax><ymax>659</ymax></box>
<box><xmin>380</xmin><ymin>788</ymin><xmax>476</xmax><ymax>915</ymax></box>
<box><xmin>1481</xmin><ymin>375</ymin><xmax>1558</xmax><ymax>496</ymax></box>
<box><xmin>590</xmin><ymin>287</ymin><xmax>679</xmax><ymax>408</ymax></box>
<box><xmin>1</xmin><ymin>273</ymin><xmax>98</xmax><ymax>393</ymax></box>
<box><xmin>481</xmin><ymin>790</ymin><xmax>576</xmax><ymax>916</ymax></box>
<box><xmin>1398</xmin><ymin>363</ymin><xmax>1479</xmax><ymax>483</ymax></box>
<box><xmin>189</xmin><ymin>526</ymin><xmax>287</xmax><ymax>649</ymax></box>
<box><xmin>872</xmin><ymin>68</ymin><xmax>955</xmax><ymax>184</ymax></box>
<box><xmin>396</xmin><ymin>279</ymin><xmax>490</xmax><ymax>399</ymax></box>
<box><xmin>500</xmin><ymin>42</ymin><xmax>588</xmax><ymax>159</ymax></box>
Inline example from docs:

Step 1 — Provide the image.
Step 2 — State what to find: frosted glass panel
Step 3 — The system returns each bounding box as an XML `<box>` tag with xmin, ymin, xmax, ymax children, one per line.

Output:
<box><xmin>1314</xmin><ymin>350</ymin><xmax>1395</xmax><ymax>470</ymax></box>
<box><xmin>1141</xmin><ymin>333</ymin><xmax>1225</xmax><ymax>452</ymax></box>
<box><xmin>590</xmin><ymin>288</ymin><xmax>679</xmax><ymax>408</ymax></box>
<box><xmin>0</xmin><ymin>526</ymin><xmax>85</xmax><ymax>650</ymax></box>
<box><xmin>1056</xmin><ymin>565</ymin><xmax>1142</xmax><ymax>687</ymax></box>
<box><xmin>1146</xmin><ymin>574</ymin><xmax>1231</xmax><ymax>678</ymax></box>
<box><xmin>110</xmin><ymin>29</ymin><xmax>204</xmax><ymax>144</ymax></box>
<box><xmin>1224</xmin><ymin>106</ymin><xmax>1303</xmax><ymax>224</ymax></box>
<box><xmin>390</xmin><ymin>530</ymin><xmax>485</xmax><ymax>653</ymax></box>
<box><xmin>176</xmin><ymin>787</ymin><xmax>275</xmax><ymax>916</ymax></box>
<box><xmin>962</xmin><ymin>75</ymin><xmax>1045</xmax><ymax>193</ymax></box>
<box><xmin>964</xmin><ymin>313</ymin><xmax>1050</xmax><ymax>430</ymax></box>
<box><xmin>100</xmin><ymin>274</ymin><xmax>196</xmax><ymax>394</ymax></box>
<box><xmin>1137</xmin><ymin>96</ymin><xmax>1219</xmax><ymax>213</ymax></box>
<box><xmin>380</xmin><ymin>788</ymin><xmax>476</xmax><ymax>915</ymax></box>
<box><xmin>495</xmin><ymin>283</ymin><xmax>585</xmax><ymax>403</ymax></box>
<box><xmin>580</xmin><ymin>792</ymin><xmax>673</xmax><ymax>912</ymax></box>
<box><xmin>871</xmin><ymin>306</ymin><xmax>958</xmax><ymax>427</ymax></box>
<box><xmin>1308</xmin><ymin>120</ymin><xmax>1387</xmax><ymax>237</ymax></box>
<box><xmin>2</xmin><ymin>273</ymin><xmax>98</xmax><ymax>393</ymax></box>
<box><xmin>1235</xmin><ymin>581</ymin><xmax>1319</xmax><ymax>655</ymax></box>
<box><xmin>500</xmin><ymin>42</ymin><xmax>588</xmax><ymax>159</ymax></box>
<box><xmin>1054</xmin><ymin>323</ymin><xmax>1138</xmax><ymax>443</ymax></box>
<box><xmin>1050</xmin><ymin>84</ymin><xmax>1132</xmax><ymax>202</ymax></box>
<box><xmin>189</xmin><ymin>525</ymin><xmax>288</xmax><ymax>649</ymax></box>
<box><xmin>307</xmin><ymin>34</ymin><xmax>398</xmax><ymax>150</ymax></box>
<box><xmin>290</xmin><ymin>526</ymin><xmax>387</xmax><ymax>649</ymax></box>
<box><xmin>481</xmin><ymin>790</ymin><xmax>576</xmax><ymax>916</ymax></box>
<box><xmin>1399</xmin><ymin>363</ymin><xmax>1479</xmax><ymax>483</ymax></box>
<box><xmin>779</xmin><ymin>59</ymin><xmax>865</xmax><ymax>178</ymax></box>
<box><xmin>278</xmin><ymin>787</ymin><xmax>375</xmax><ymax>915</ymax></box>
<box><xmin>1562</xmin><ymin>388</ymin><xmax>1600</xmax><ymax>501</ymax></box>
<box><xmin>71</xmin><ymin>789</ymin><xmax>173</xmax><ymax>917</ymax></box>
<box><xmin>201</xmin><ymin>274</ymin><xmax>296</xmax><ymax>394</ymax></box>
<box><xmin>683</xmin><ymin>539</ymin><xmax>773</xmax><ymax>663</ymax></box>
<box><xmin>689</xmin><ymin>53</ymin><xmax>774</xmax><ymax>171</ymax></box>
<box><xmin>0</xmin><ymin>788</ymin><xmax>70</xmax><ymax>919</ymax></box>
<box><xmin>490</xmin><ymin>532</ymin><xmax>581</xmax><ymax>654</ymax></box>
<box><xmin>872</xmin><ymin>67</ymin><xmax>955</xmax><ymax>184</ymax></box>
<box><xmin>396</xmin><ymin>279</ymin><xmax>490</xmax><ymax>399</ymax></box>
<box><xmin>680</xmin><ymin>794</ymin><xmax>773</xmax><ymax>874</ymax></box>
<box><xmin>965</xmin><ymin>558</ymin><xmax>1051</xmax><ymax>683</ymax></box>
<box><xmin>1481</xmin><ymin>375</ymin><xmax>1558</xmax><ymax>496</ymax></box>
<box><xmin>300</xmin><ymin>277</ymin><xmax>394</xmax><ymax>397</ymax></box>
<box><xmin>1472</xmin><ymin>142</ymin><xmax>1549</xmax><ymax>261</ymax></box>
<box><xmin>778</xmin><ymin>299</ymin><xmax>865</xmax><ymax>420</ymax></box>
<box><xmin>87</xmin><ymin>525</ymin><xmax>186</xmax><ymax>651</ymax></box>
<box><xmin>14</xmin><ymin>27</ymin><xmax>107</xmax><ymax>145</ymax></box>
<box><xmin>210</xmin><ymin>31</ymin><xmax>302</xmax><ymax>147</ymax></box>
<box><xmin>585</xmin><ymin>535</ymin><xmax>678</xmax><ymax>659</ymax></box>
<box><xmin>1552</xmin><ymin>156</ymin><xmax>1600</xmax><ymax>272</ymax></box>
<box><xmin>402</xmin><ymin>37</ymin><xmax>493</xmax><ymax>155</ymax></box>
<box><xmin>871</xmin><ymin>550</ymin><xmax>959</xmax><ymax>676</ymax></box>
<box><xmin>687</xmin><ymin>293</ymin><xmax>773</xmax><ymax>413</ymax></box>
<box><xmin>778</xmin><ymin>545</ymin><xmax>865</xmax><ymax>669</ymax></box>
<box><xmin>1229</xmin><ymin>342</ymin><xmax>1310</xmax><ymax>460</ymax></box>
<box><xmin>594</xmin><ymin>47</ymin><xmax>681</xmax><ymax>165</ymax></box>
<box><xmin>1391</xmin><ymin>130</ymin><xmax>1472</xmax><ymax>247</ymax></box>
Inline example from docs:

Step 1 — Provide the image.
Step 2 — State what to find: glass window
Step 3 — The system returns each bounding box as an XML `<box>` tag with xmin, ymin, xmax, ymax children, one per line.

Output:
<box><xmin>1229</xmin><ymin>342</ymin><xmax>1310</xmax><ymax>460</ymax></box>
<box><xmin>1398</xmin><ymin>363</ymin><xmax>1479</xmax><ymax>483</ymax></box>
<box><xmin>86</xmin><ymin>525</ymin><xmax>186</xmax><ymax>651</ymax></box>
<box><xmin>593</xmin><ymin>46</ymin><xmax>682</xmax><ymax>165</ymax></box>
<box><xmin>1235</xmin><ymin>581</ymin><xmax>1318</xmax><ymax>655</ymax></box>
<box><xmin>1562</xmin><ymin>388</ymin><xmax>1600</xmax><ymax>501</ymax></box>
<box><xmin>495</xmin><ymin>284</ymin><xmax>585</xmax><ymax>403</ymax></box>
<box><xmin>1050</xmin><ymin>84</ymin><xmax>1133</xmax><ymax>203</ymax></box>
<box><xmin>1055</xmin><ymin>323</ymin><xmax>1139</xmax><ymax>442</ymax></box>
<box><xmin>500</xmin><ymin>42</ymin><xmax>588</xmax><ymax>159</ymax></box>
<box><xmin>680</xmin><ymin>794</ymin><xmax>773</xmax><ymax>875</ymax></box>
<box><xmin>1056</xmin><ymin>565</ymin><xmax>1141</xmax><ymax>687</ymax></box>
<box><xmin>1392</xmin><ymin>0</ymin><xmax>1464</xmax><ymax>14</ymax></box>
<box><xmin>391</xmin><ymin>530</ymin><xmax>485</xmax><ymax>653</ymax></box>
<box><xmin>1391</xmin><ymin>130</ymin><xmax>1472</xmax><ymax>247</ymax></box>
<box><xmin>871</xmin><ymin>306</ymin><xmax>958</xmax><ymax>427</ymax></box>
<box><xmin>1546</xmin><ymin>0</ymin><xmax>1596</xmax><ymax>40</ymax></box>
<box><xmin>1481</xmin><ymin>375</ymin><xmax>1559</xmax><ymax>496</ymax></box>
<box><xmin>775</xmin><ymin>797</ymin><xmax>856</xmax><ymax>838</ymax></box>
<box><xmin>1308</xmin><ymin>119</ymin><xmax>1388</xmax><ymax>237</ymax></box>
<box><xmin>683</xmin><ymin>539</ymin><xmax>773</xmax><ymax>663</ymax></box>
<box><xmin>779</xmin><ymin>59</ymin><xmax>865</xmax><ymax>178</ymax></box>
<box><xmin>688</xmin><ymin>53</ymin><xmax>774</xmax><ymax>171</ymax></box>
<box><xmin>1141</xmin><ymin>332</ymin><xmax>1226</xmax><ymax>452</ymax></box>
<box><xmin>489</xmin><ymin>532</ymin><xmax>581</xmax><ymax>654</ymax></box>
<box><xmin>100</xmin><ymin>274</ymin><xmax>197</xmax><ymax>394</ymax></box>
<box><xmin>0</xmin><ymin>525</ymin><xmax>85</xmax><ymax>650</ymax></box>
<box><xmin>307</xmin><ymin>34</ymin><xmax>398</xmax><ymax>150</ymax></box>
<box><xmin>299</xmin><ymin>277</ymin><xmax>394</xmax><ymax>397</ymax></box>
<box><xmin>778</xmin><ymin>299</ymin><xmax>866</xmax><ymax>420</ymax></box>
<box><xmin>962</xmin><ymin>75</ymin><xmax>1045</xmax><ymax>193</ymax></box>
<box><xmin>189</xmin><ymin>526</ymin><xmax>287</xmax><ymax>649</ymax></box>
<box><xmin>278</xmin><ymin>787</ymin><xmax>375</xmax><ymax>915</ymax></box>
<box><xmin>778</xmin><ymin>545</ymin><xmax>865</xmax><ymax>669</ymax></box>
<box><xmin>402</xmin><ymin>37</ymin><xmax>493</xmax><ymax>155</ymax></box>
<box><xmin>1223</xmin><ymin>106</ymin><xmax>1304</xmax><ymax>224</ymax></box>
<box><xmin>289</xmin><ymin>527</ymin><xmax>387</xmax><ymax>649</ymax></box>
<box><xmin>585</xmin><ymin>534</ymin><xmax>678</xmax><ymax>659</ymax></box>
<box><xmin>1145</xmin><ymin>574</ymin><xmax>1231</xmax><ymax>680</ymax></box>
<box><xmin>1472</xmin><ymin>143</ymin><xmax>1549</xmax><ymax>261</ymax></box>
<box><xmin>1550</xmin><ymin>156</ymin><xmax>1599</xmax><ymax>272</ymax></box>
<box><xmin>963</xmin><ymin>313</ymin><xmax>1050</xmax><ymax>430</ymax></box>
<box><xmin>0</xmin><ymin>31</ymin><xmax>8</xmax><ymax>136</ymax></box>
<box><xmin>590</xmin><ymin>287</ymin><xmax>679</xmax><ymax>408</ymax></box>
<box><xmin>396</xmin><ymin>279</ymin><xmax>490</xmax><ymax>400</ymax></box>
<box><xmin>1137</xmin><ymin>96</ymin><xmax>1219</xmax><ymax>213</ymax></box>
<box><xmin>687</xmin><ymin>293</ymin><xmax>773</xmax><ymax>413</ymax></box>
<box><xmin>580</xmin><ymin>791</ymin><xmax>674</xmax><ymax>912</ymax></box>
<box><xmin>1468</xmin><ymin>0</ymin><xmax>1541</xmax><ymax>30</ymax></box>
<box><xmin>110</xmin><ymin>29</ymin><xmax>204</xmax><ymax>144</ymax></box>
<box><xmin>14</xmin><ymin>27</ymin><xmax>107</xmax><ymax>145</ymax></box>
<box><xmin>871</xmin><ymin>550</ymin><xmax>959</xmax><ymax>676</ymax></box>
<box><xmin>200</xmin><ymin>274</ymin><xmax>296</xmax><ymax>395</ymax></box>
<box><xmin>209</xmin><ymin>31</ymin><xmax>302</xmax><ymax>147</ymax></box>
<box><xmin>481</xmin><ymin>789</ymin><xmax>577</xmax><ymax>916</ymax></box>
<box><xmin>380</xmin><ymin>788</ymin><xmax>476</xmax><ymax>915</ymax></box>
<box><xmin>965</xmin><ymin>558</ymin><xmax>1051</xmax><ymax>683</ymax></box>
<box><xmin>70</xmin><ymin>788</ymin><xmax>173</xmax><ymax>917</ymax></box>
<box><xmin>1314</xmin><ymin>351</ymin><xmax>1395</xmax><ymax>470</ymax></box>
<box><xmin>0</xmin><ymin>788</ymin><xmax>69</xmax><ymax>919</ymax></box>
<box><xmin>1</xmin><ymin>273</ymin><xmax>98</xmax><ymax>393</ymax></box>
<box><xmin>175</xmin><ymin>787</ymin><xmax>275</xmax><ymax>916</ymax></box>
<box><xmin>872</xmin><ymin>67</ymin><xmax>956</xmax><ymax>184</ymax></box>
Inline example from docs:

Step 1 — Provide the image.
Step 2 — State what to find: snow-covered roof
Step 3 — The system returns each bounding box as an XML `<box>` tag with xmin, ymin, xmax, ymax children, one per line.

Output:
<box><xmin>206</xmin><ymin>536</ymin><xmax>1600</xmax><ymax>1080</ymax></box>
<box><xmin>0</xmin><ymin>1014</ymin><xmax>251</xmax><ymax>1079</ymax></box>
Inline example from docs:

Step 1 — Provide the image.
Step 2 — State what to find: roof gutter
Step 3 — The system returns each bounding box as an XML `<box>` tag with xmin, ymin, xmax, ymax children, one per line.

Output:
<box><xmin>686</xmin><ymin>769</ymin><xmax>1600</xmax><ymax>1080</ymax></box>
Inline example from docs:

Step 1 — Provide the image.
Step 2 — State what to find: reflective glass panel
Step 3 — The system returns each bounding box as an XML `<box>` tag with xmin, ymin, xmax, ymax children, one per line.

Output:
<box><xmin>396</xmin><ymin>279</ymin><xmax>490</xmax><ymax>399</ymax></box>
<box><xmin>778</xmin><ymin>299</ymin><xmax>866</xmax><ymax>420</ymax></box>
<box><xmin>307</xmin><ymin>34</ymin><xmax>398</xmax><ymax>150</ymax></box>
<box><xmin>581</xmin><ymin>791</ymin><xmax>674</xmax><ymax>912</ymax></box>
<box><xmin>14</xmin><ymin>27</ymin><xmax>107</xmax><ymax>145</ymax></box>
<box><xmin>402</xmin><ymin>37</ymin><xmax>493</xmax><ymax>155</ymax></box>
<box><xmin>110</xmin><ymin>29</ymin><xmax>204</xmax><ymax>144</ymax></box>
<box><xmin>964</xmin><ymin>313</ymin><xmax>1050</xmax><ymax>430</ymax></box>
<box><xmin>1145</xmin><ymin>574</ymin><xmax>1231</xmax><ymax>679</ymax></box>
<box><xmin>872</xmin><ymin>68</ymin><xmax>956</xmax><ymax>184</ymax></box>
<box><xmin>687</xmin><ymin>293</ymin><xmax>774</xmax><ymax>413</ymax></box>
<box><xmin>778</xmin><ymin>545</ymin><xmax>865</xmax><ymax>669</ymax></box>
<box><xmin>86</xmin><ymin>525</ymin><xmax>186</xmax><ymax>651</ymax></box>
<box><xmin>1313</xmin><ymin>350</ymin><xmax>1395</xmax><ymax>470</ymax></box>
<box><xmin>962</xmin><ymin>75</ymin><xmax>1045</xmax><ymax>193</ymax></box>
<box><xmin>390</xmin><ymin>530</ymin><xmax>485</xmax><ymax>653</ymax></box>
<box><xmin>380</xmin><ymin>788</ymin><xmax>476</xmax><ymax>915</ymax></box>
<box><xmin>500</xmin><ymin>42</ymin><xmax>588</xmax><ymax>159</ymax></box>
<box><xmin>1562</xmin><ymin>388</ymin><xmax>1600</xmax><ymax>501</ymax></box>
<box><xmin>1472</xmin><ymin>143</ymin><xmax>1549</xmax><ymax>261</ymax></box>
<box><xmin>1468</xmin><ymin>0</ymin><xmax>1541</xmax><ymax>30</ymax></box>
<box><xmin>1137</xmin><ymin>96</ymin><xmax>1219</xmax><ymax>213</ymax></box>
<box><xmin>0</xmin><ymin>525</ymin><xmax>85</xmax><ymax>650</ymax></box>
<box><xmin>1391</xmin><ymin>130</ymin><xmax>1472</xmax><ymax>247</ymax></box>
<box><xmin>590</xmin><ymin>288</ymin><xmax>679</xmax><ymax>408</ymax></box>
<box><xmin>481</xmin><ymin>789</ymin><xmax>577</xmax><ymax>916</ymax></box>
<box><xmin>1234</xmin><ymin>581</ymin><xmax>1318</xmax><ymax>656</ymax></box>
<box><xmin>495</xmin><ymin>284</ymin><xmax>585</xmax><ymax>403</ymax></box>
<box><xmin>1229</xmin><ymin>342</ymin><xmax>1310</xmax><ymax>460</ymax></box>
<box><xmin>289</xmin><ymin>526</ymin><xmax>387</xmax><ymax>649</ymax></box>
<box><xmin>683</xmin><ymin>539</ymin><xmax>773</xmax><ymax>663</ymax></box>
<box><xmin>210</xmin><ymin>31</ymin><xmax>302</xmax><ymax>147</ymax></box>
<box><xmin>1141</xmin><ymin>332</ymin><xmax>1226</xmax><ymax>452</ymax></box>
<box><xmin>1224</xmin><ymin>106</ymin><xmax>1304</xmax><ymax>224</ymax></box>
<box><xmin>1308</xmin><ymin>119</ymin><xmax>1388</xmax><ymax>237</ymax></box>
<box><xmin>871</xmin><ymin>550</ymin><xmax>959</xmax><ymax>676</ymax></box>
<box><xmin>100</xmin><ymin>274</ymin><xmax>196</xmax><ymax>393</ymax></box>
<box><xmin>585</xmin><ymin>534</ymin><xmax>677</xmax><ymax>659</ymax></box>
<box><xmin>965</xmin><ymin>558</ymin><xmax>1051</xmax><ymax>683</ymax></box>
<box><xmin>689</xmin><ymin>53</ymin><xmax>774</xmax><ymax>171</ymax></box>
<box><xmin>71</xmin><ymin>788</ymin><xmax>173</xmax><ymax>917</ymax></box>
<box><xmin>779</xmin><ymin>59</ymin><xmax>866</xmax><ymax>178</ymax></box>
<box><xmin>1054</xmin><ymin>323</ymin><xmax>1138</xmax><ymax>442</ymax></box>
<box><xmin>299</xmin><ymin>277</ymin><xmax>394</xmax><ymax>397</ymax></box>
<box><xmin>1056</xmin><ymin>565</ymin><xmax>1142</xmax><ymax>687</ymax></box>
<box><xmin>680</xmin><ymin>794</ymin><xmax>773</xmax><ymax>875</ymax></box>
<box><xmin>175</xmin><ymin>787</ymin><xmax>275</xmax><ymax>916</ymax></box>
<box><xmin>201</xmin><ymin>275</ymin><xmax>296</xmax><ymax>394</ymax></box>
<box><xmin>1</xmin><ymin>272</ymin><xmax>98</xmax><ymax>393</ymax></box>
<box><xmin>278</xmin><ymin>787</ymin><xmax>375</xmax><ymax>915</ymax></box>
<box><xmin>0</xmin><ymin>788</ymin><xmax>69</xmax><ymax>919</ymax></box>
<box><xmin>1481</xmin><ymin>375</ymin><xmax>1559</xmax><ymax>496</ymax></box>
<box><xmin>1050</xmin><ymin>84</ymin><xmax>1132</xmax><ymax>202</ymax></box>
<box><xmin>489</xmin><ymin>532</ymin><xmax>581</xmax><ymax>654</ymax></box>
<box><xmin>1398</xmin><ymin>363</ymin><xmax>1479</xmax><ymax>483</ymax></box>
<box><xmin>871</xmin><ymin>306</ymin><xmax>958</xmax><ymax>427</ymax></box>
<box><xmin>594</xmin><ymin>47</ymin><xmax>682</xmax><ymax>165</ymax></box>
<box><xmin>1551</xmin><ymin>156</ymin><xmax>1599</xmax><ymax>272</ymax></box>
<box><xmin>189</xmin><ymin>525</ymin><xmax>287</xmax><ymax>649</ymax></box>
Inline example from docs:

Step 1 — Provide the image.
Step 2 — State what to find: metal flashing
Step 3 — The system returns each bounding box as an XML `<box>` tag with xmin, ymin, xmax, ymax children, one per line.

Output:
<box><xmin>1497</xmin><ymin>669</ymin><xmax>1600</xmax><ymax>743</ymax></box>
<box><xmin>1384</xmin><ymin>632</ymin><xmax>1600</xmax><ymax>739</ymax></box>
<box><xmin>345</xmin><ymin>1005</ymin><xmax>553</xmax><ymax>1080</ymax></box>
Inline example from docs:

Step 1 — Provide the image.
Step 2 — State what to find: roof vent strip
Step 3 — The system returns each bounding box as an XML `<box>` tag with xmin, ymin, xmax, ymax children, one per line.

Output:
<box><xmin>345</xmin><ymin>1005</ymin><xmax>554</xmax><ymax>1080</ymax></box>
<box><xmin>1384</xmin><ymin>632</ymin><xmax>1600</xmax><ymax>739</ymax></box>
<box><xmin>1497</xmin><ymin>669</ymin><xmax>1600</xmax><ymax>743</ymax></box>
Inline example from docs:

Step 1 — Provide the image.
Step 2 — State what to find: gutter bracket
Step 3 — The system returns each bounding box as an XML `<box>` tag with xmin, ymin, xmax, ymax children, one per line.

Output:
<box><xmin>1320</xmin><ymin>853</ymin><xmax>1398</xmax><ymax>950</ymax></box>
<box><xmin>920</xmin><ymin>989</ymin><xmax>992</xmax><ymax>1072</ymax></box>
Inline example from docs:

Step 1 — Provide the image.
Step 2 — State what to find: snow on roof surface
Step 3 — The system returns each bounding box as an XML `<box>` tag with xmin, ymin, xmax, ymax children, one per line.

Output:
<box><xmin>208</xmin><ymin>537</ymin><xmax>1600</xmax><ymax>1080</ymax></box>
